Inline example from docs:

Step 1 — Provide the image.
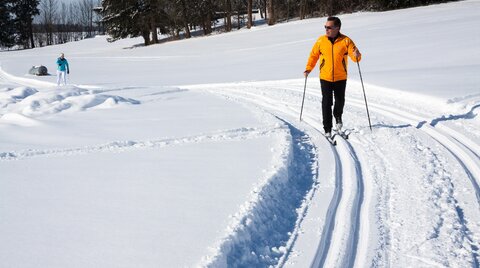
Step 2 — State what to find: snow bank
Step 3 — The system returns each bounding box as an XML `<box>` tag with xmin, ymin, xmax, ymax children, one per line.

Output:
<box><xmin>202</xmin><ymin>120</ymin><xmax>318</xmax><ymax>267</ymax></box>
<box><xmin>0</xmin><ymin>83</ymin><xmax>140</xmax><ymax>124</ymax></box>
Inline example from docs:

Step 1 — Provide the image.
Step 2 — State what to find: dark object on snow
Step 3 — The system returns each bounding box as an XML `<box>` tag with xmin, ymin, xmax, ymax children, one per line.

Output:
<box><xmin>29</xmin><ymin>65</ymin><xmax>48</xmax><ymax>76</ymax></box>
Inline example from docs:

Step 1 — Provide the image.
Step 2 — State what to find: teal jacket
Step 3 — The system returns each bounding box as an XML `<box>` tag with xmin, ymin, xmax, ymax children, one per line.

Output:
<box><xmin>57</xmin><ymin>58</ymin><xmax>69</xmax><ymax>72</ymax></box>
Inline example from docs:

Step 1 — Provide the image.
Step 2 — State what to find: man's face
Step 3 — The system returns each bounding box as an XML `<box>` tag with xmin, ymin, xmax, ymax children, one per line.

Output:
<box><xmin>324</xmin><ymin>20</ymin><xmax>339</xmax><ymax>38</ymax></box>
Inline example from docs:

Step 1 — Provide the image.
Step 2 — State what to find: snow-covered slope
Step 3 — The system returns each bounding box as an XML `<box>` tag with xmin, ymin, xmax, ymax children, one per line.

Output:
<box><xmin>0</xmin><ymin>1</ymin><xmax>479</xmax><ymax>267</ymax></box>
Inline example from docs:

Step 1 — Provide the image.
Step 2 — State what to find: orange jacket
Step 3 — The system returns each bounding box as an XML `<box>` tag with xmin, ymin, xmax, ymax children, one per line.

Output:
<box><xmin>305</xmin><ymin>34</ymin><xmax>361</xmax><ymax>82</ymax></box>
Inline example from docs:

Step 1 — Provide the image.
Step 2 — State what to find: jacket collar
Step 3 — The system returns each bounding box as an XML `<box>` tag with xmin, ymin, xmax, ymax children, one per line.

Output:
<box><xmin>327</xmin><ymin>33</ymin><xmax>344</xmax><ymax>44</ymax></box>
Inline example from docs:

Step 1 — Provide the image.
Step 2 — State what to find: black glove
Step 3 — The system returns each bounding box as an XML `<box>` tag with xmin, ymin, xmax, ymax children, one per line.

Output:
<box><xmin>67</xmin><ymin>70</ymin><xmax>70</xmax><ymax>74</ymax></box>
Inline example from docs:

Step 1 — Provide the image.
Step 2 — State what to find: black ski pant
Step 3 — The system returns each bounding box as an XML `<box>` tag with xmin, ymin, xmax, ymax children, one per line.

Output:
<box><xmin>320</xmin><ymin>79</ymin><xmax>346</xmax><ymax>133</ymax></box>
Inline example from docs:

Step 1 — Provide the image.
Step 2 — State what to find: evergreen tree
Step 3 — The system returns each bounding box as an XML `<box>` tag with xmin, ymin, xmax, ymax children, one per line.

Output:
<box><xmin>0</xmin><ymin>1</ymin><xmax>15</xmax><ymax>48</ymax></box>
<box><xmin>11</xmin><ymin>0</ymin><xmax>40</xmax><ymax>49</ymax></box>
<box><xmin>101</xmin><ymin>0</ymin><xmax>153</xmax><ymax>46</ymax></box>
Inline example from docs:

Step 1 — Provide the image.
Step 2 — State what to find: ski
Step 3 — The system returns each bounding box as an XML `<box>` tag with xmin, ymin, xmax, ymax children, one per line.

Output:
<box><xmin>324</xmin><ymin>133</ymin><xmax>337</xmax><ymax>146</ymax></box>
<box><xmin>334</xmin><ymin>129</ymin><xmax>350</xmax><ymax>140</ymax></box>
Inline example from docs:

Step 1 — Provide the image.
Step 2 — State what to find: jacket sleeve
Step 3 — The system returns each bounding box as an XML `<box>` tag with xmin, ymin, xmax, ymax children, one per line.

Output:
<box><xmin>305</xmin><ymin>39</ymin><xmax>321</xmax><ymax>72</ymax></box>
<box><xmin>66</xmin><ymin>60</ymin><xmax>69</xmax><ymax>72</ymax></box>
<box><xmin>347</xmin><ymin>38</ymin><xmax>361</xmax><ymax>62</ymax></box>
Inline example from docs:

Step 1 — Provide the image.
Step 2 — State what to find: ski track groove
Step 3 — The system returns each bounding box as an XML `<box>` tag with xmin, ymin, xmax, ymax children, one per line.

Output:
<box><xmin>310</xmin><ymin>144</ymin><xmax>343</xmax><ymax>268</ymax></box>
<box><xmin>340</xmin><ymin>141</ymin><xmax>365</xmax><ymax>268</ymax></box>
<box><xmin>353</xmin><ymin>133</ymin><xmax>392</xmax><ymax>267</ymax></box>
<box><xmin>198</xmin><ymin>85</ymin><xmax>365</xmax><ymax>268</ymax></box>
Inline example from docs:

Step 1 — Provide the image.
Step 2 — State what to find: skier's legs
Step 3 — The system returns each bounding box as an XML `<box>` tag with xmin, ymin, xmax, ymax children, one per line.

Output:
<box><xmin>320</xmin><ymin>79</ymin><xmax>334</xmax><ymax>133</ymax></box>
<box><xmin>63</xmin><ymin>71</ymin><xmax>67</xmax><ymax>85</ymax></box>
<box><xmin>57</xmin><ymin>71</ymin><xmax>66</xmax><ymax>86</ymax></box>
<box><xmin>56</xmin><ymin>70</ymin><xmax>62</xmax><ymax>86</ymax></box>
<box><xmin>333</xmin><ymin>80</ymin><xmax>347</xmax><ymax>122</ymax></box>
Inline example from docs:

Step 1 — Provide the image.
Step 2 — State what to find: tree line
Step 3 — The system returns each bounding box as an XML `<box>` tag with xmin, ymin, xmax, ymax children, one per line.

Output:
<box><xmin>101</xmin><ymin>0</ymin><xmax>455</xmax><ymax>46</ymax></box>
<box><xmin>1</xmin><ymin>0</ymin><xmax>455</xmax><ymax>49</ymax></box>
<box><xmin>0</xmin><ymin>0</ymin><xmax>102</xmax><ymax>49</ymax></box>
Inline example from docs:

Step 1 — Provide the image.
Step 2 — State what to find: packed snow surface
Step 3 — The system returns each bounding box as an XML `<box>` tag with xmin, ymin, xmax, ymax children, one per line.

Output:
<box><xmin>0</xmin><ymin>1</ymin><xmax>479</xmax><ymax>267</ymax></box>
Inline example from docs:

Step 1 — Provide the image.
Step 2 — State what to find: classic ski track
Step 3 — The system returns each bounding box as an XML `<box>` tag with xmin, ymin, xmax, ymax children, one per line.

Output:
<box><xmin>268</xmin><ymin>83</ymin><xmax>480</xmax><ymax>265</ymax></box>
<box><xmin>259</xmin><ymin>83</ymin><xmax>480</xmax><ymax>262</ymax></box>
<box><xmin>200</xmin><ymin>86</ymin><xmax>365</xmax><ymax>268</ymax></box>
<box><xmin>199</xmin><ymin>81</ymin><xmax>480</xmax><ymax>267</ymax></box>
<box><xmin>0</xmin><ymin>126</ymin><xmax>282</xmax><ymax>161</ymax></box>
<box><xmin>277</xmin><ymin>83</ymin><xmax>480</xmax><ymax>205</ymax></box>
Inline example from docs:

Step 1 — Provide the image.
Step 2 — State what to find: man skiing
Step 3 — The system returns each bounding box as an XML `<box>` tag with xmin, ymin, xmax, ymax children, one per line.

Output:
<box><xmin>56</xmin><ymin>53</ymin><xmax>69</xmax><ymax>86</ymax></box>
<box><xmin>304</xmin><ymin>16</ymin><xmax>361</xmax><ymax>138</ymax></box>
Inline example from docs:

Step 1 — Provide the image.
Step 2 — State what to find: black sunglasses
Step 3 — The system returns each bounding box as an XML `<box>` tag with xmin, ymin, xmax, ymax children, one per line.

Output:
<box><xmin>324</xmin><ymin>25</ymin><xmax>337</xmax><ymax>30</ymax></box>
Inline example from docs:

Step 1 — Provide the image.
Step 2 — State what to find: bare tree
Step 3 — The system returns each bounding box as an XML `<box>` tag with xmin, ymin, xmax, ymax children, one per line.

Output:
<box><xmin>57</xmin><ymin>2</ymin><xmax>68</xmax><ymax>43</ymax></box>
<box><xmin>77</xmin><ymin>0</ymin><xmax>95</xmax><ymax>38</ymax></box>
<box><xmin>40</xmin><ymin>0</ymin><xmax>58</xmax><ymax>45</ymax></box>
<box><xmin>260</xmin><ymin>0</ymin><xmax>267</xmax><ymax>19</ymax></box>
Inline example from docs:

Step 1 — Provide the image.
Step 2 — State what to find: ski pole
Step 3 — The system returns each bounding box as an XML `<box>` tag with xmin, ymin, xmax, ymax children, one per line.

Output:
<box><xmin>299</xmin><ymin>76</ymin><xmax>308</xmax><ymax>121</ymax></box>
<box><xmin>357</xmin><ymin>61</ymin><xmax>372</xmax><ymax>131</ymax></box>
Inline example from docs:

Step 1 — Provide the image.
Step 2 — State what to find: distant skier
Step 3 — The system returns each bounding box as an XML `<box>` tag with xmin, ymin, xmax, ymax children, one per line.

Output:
<box><xmin>304</xmin><ymin>17</ymin><xmax>361</xmax><ymax>138</ymax></box>
<box><xmin>56</xmin><ymin>53</ymin><xmax>70</xmax><ymax>86</ymax></box>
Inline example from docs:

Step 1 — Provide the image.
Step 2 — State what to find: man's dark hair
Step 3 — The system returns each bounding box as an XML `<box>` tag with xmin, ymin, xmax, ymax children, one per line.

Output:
<box><xmin>327</xmin><ymin>16</ymin><xmax>341</xmax><ymax>29</ymax></box>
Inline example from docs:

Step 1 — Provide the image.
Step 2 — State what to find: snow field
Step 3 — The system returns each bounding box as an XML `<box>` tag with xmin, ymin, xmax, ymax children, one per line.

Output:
<box><xmin>1</xmin><ymin>72</ymin><xmax>297</xmax><ymax>267</ymax></box>
<box><xmin>0</xmin><ymin>137</ymin><xmax>285</xmax><ymax>268</ymax></box>
<box><xmin>0</xmin><ymin>1</ymin><xmax>479</xmax><ymax>267</ymax></box>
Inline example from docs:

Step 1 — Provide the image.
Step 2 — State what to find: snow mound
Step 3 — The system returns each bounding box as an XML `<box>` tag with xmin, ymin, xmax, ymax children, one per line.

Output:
<box><xmin>0</xmin><ymin>86</ymin><xmax>38</xmax><ymax>107</ymax></box>
<box><xmin>0</xmin><ymin>113</ymin><xmax>40</xmax><ymax>126</ymax></box>
<box><xmin>0</xmin><ymin>85</ymin><xmax>140</xmax><ymax>118</ymax></box>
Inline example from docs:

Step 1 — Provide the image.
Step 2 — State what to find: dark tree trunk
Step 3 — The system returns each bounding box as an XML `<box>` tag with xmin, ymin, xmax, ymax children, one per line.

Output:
<box><xmin>267</xmin><ymin>0</ymin><xmax>275</xmax><ymax>25</ymax></box>
<box><xmin>151</xmin><ymin>18</ymin><xmax>158</xmax><ymax>44</ymax></box>
<box><xmin>247</xmin><ymin>0</ymin><xmax>253</xmax><ymax>29</ymax></box>
<box><xmin>142</xmin><ymin>30</ymin><xmax>150</xmax><ymax>46</ymax></box>
<box><xmin>225</xmin><ymin>0</ymin><xmax>232</xmax><ymax>32</ymax></box>
<box><xmin>28</xmin><ymin>20</ymin><xmax>35</xmax><ymax>48</ymax></box>
<box><xmin>263</xmin><ymin>0</ymin><xmax>267</xmax><ymax>20</ymax></box>
<box><xmin>180</xmin><ymin>0</ymin><xmax>191</xmax><ymax>38</ymax></box>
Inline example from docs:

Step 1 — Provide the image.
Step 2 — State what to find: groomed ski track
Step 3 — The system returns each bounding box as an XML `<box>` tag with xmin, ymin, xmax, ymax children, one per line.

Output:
<box><xmin>189</xmin><ymin>78</ymin><xmax>480</xmax><ymax>267</ymax></box>
<box><xmin>192</xmin><ymin>82</ymin><xmax>367</xmax><ymax>268</ymax></box>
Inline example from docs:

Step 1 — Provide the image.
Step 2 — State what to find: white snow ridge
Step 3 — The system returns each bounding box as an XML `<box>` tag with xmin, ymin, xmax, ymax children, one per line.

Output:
<box><xmin>0</xmin><ymin>1</ymin><xmax>479</xmax><ymax>267</ymax></box>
